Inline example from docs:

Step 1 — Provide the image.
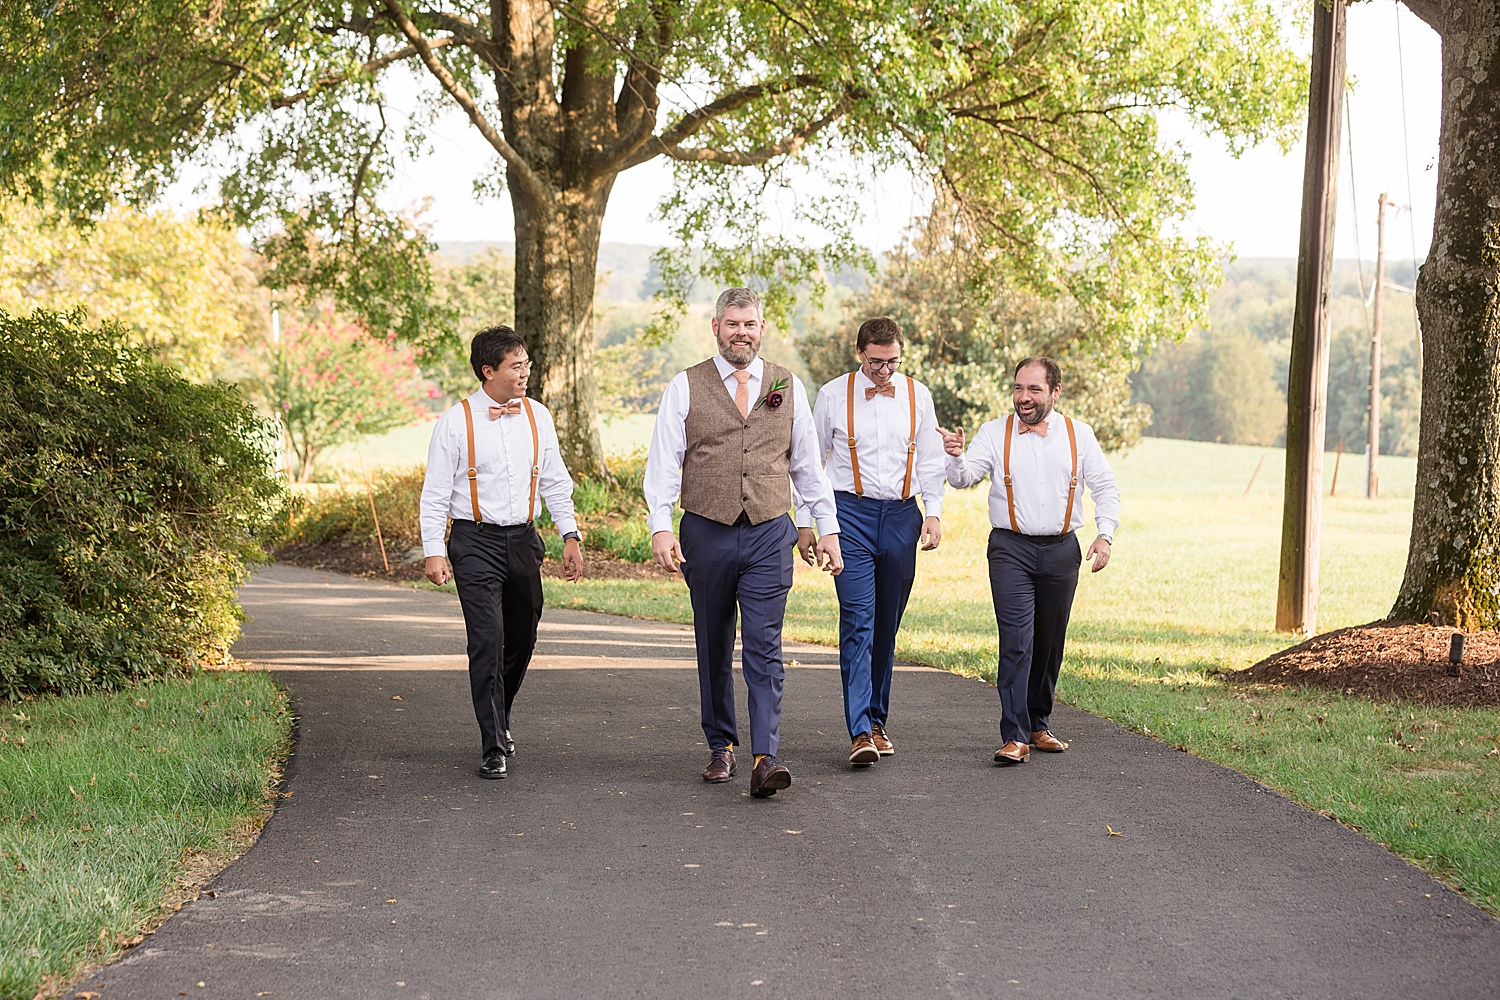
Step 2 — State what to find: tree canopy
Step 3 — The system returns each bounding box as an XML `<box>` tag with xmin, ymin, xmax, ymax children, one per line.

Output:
<box><xmin>1</xmin><ymin>0</ymin><xmax>1305</xmax><ymax>475</ymax></box>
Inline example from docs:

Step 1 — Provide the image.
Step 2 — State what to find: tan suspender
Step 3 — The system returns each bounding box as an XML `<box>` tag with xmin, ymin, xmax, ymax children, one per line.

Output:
<box><xmin>1001</xmin><ymin>414</ymin><xmax>1078</xmax><ymax>535</ymax></box>
<box><xmin>461</xmin><ymin>398</ymin><xmax>482</xmax><ymax>522</ymax></box>
<box><xmin>847</xmin><ymin>373</ymin><xmax>919</xmax><ymax>499</ymax></box>
<box><xmin>460</xmin><ymin>397</ymin><xmax>541</xmax><ymax>524</ymax></box>
<box><xmin>521</xmin><ymin>398</ymin><xmax>540</xmax><ymax>522</ymax></box>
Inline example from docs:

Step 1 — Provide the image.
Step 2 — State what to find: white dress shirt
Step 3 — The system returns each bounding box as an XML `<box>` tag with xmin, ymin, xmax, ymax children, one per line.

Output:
<box><xmin>643</xmin><ymin>355</ymin><xmax>841</xmax><ymax>536</ymax></box>
<box><xmin>420</xmin><ymin>388</ymin><xmax>579</xmax><ymax>558</ymax></box>
<box><xmin>946</xmin><ymin>411</ymin><xmax>1120</xmax><ymax>537</ymax></box>
<box><xmin>794</xmin><ymin>370</ymin><xmax>946</xmax><ymax>527</ymax></box>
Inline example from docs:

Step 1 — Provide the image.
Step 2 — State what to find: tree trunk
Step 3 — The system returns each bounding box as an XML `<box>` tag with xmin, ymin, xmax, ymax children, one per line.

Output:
<box><xmin>1391</xmin><ymin>0</ymin><xmax>1500</xmax><ymax>628</ymax></box>
<box><xmin>511</xmin><ymin>179</ymin><xmax>614</xmax><ymax>481</ymax></box>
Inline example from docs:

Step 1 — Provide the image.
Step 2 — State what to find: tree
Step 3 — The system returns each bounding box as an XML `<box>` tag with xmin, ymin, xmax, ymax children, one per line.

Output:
<box><xmin>0</xmin><ymin>196</ymin><xmax>264</xmax><ymax>381</ymax></box>
<box><xmin>1</xmin><ymin>0</ymin><xmax>1305</xmax><ymax>478</ymax></box>
<box><xmin>247</xmin><ymin>308</ymin><xmax>424</xmax><ymax>481</ymax></box>
<box><xmin>1135</xmin><ymin>331</ymin><xmax>1284</xmax><ymax>446</ymax></box>
<box><xmin>1389</xmin><ymin>0</ymin><xmax>1500</xmax><ymax>628</ymax></box>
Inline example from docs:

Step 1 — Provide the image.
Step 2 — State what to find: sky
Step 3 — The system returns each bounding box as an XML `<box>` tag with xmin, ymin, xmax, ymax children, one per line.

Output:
<box><xmin>181</xmin><ymin>1</ymin><xmax>1444</xmax><ymax>266</ymax></box>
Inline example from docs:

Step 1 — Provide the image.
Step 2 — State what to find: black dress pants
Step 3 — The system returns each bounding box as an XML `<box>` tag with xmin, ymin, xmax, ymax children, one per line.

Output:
<box><xmin>987</xmin><ymin>527</ymin><xmax>1081</xmax><ymax>745</ymax></box>
<box><xmin>448</xmin><ymin>519</ymin><xmax>545</xmax><ymax>756</ymax></box>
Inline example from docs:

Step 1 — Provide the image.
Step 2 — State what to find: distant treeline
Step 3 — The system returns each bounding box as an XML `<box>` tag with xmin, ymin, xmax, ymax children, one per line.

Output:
<box><xmin>1133</xmin><ymin>258</ymin><xmax>1423</xmax><ymax>455</ymax></box>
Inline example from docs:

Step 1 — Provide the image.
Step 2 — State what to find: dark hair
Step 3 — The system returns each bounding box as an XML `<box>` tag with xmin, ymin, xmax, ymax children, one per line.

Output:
<box><xmin>470</xmin><ymin>326</ymin><xmax>528</xmax><ymax>383</ymax></box>
<box><xmin>856</xmin><ymin>317</ymin><xmax>904</xmax><ymax>351</ymax></box>
<box><xmin>1014</xmin><ymin>356</ymin><xmax>1062</xmax><ymax>392</ymax></box>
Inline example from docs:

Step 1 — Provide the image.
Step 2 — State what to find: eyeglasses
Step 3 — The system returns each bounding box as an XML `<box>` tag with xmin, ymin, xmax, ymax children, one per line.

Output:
<box><xmin>490</xmin><ymin>361</ymin><xmax>532</xmax><ymax>375</ymax></box>
<box><xmin>866</xmin><ymin>358</ymin><xmax>902</xmax><ymax>372</ymax></box>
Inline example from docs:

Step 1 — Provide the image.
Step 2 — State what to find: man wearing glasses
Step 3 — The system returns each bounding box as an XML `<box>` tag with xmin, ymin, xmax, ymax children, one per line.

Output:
<box><xmin>795</xmin><ymin>318</ymin><xmax>946</xmax><ymax>766</ymax></box>
<box><xmin>420</xmin><ymin>326</ymin><xmax>584</xmax><ymax>780</ymax></box>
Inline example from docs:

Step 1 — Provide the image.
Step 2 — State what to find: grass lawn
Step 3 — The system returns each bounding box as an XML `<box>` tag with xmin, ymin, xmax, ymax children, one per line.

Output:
<box><xmin>539</xmin><ymin>437</ymin><xmax>1500</xmax><ymax>915</ymax></box>
<box><xmin>0</xmin><ymin>672</ymin><xmax>291</xmax><ymax>999</ymax></box>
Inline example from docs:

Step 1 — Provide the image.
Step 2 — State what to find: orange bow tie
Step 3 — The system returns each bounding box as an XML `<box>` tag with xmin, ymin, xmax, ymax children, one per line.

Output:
<box><xmin>1018</xmin><ymin>419</ymin><xmax>1049</xmax><ymax>437</ymax></box>
<box><xmin>865</xmin><ymin>382</ymin><xmax>896</xmax><ymax>400</ymax></box>
<box><xmin>489</xmin><ymin>400</ymin><xmax>524</xmax><ymax>419</ymax></box>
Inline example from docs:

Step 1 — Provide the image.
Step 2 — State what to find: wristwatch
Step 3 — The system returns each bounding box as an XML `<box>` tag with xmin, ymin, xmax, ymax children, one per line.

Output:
<box><xmin>562</xmin><ymin>531</ymin><xmax>581</xmax><ymax>543</ymax></box>
<box><xmin>1097</xmin><ymin>533</ymin><xmax>1113</xmax><ymax>544</ymax></box>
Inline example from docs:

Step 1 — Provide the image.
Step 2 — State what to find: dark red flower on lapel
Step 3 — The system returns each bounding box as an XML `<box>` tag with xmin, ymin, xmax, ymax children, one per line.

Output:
<box><xmin>766</xmin><ymin>390</ymin><xmax>784</xmax><ymax>409</ymax></box>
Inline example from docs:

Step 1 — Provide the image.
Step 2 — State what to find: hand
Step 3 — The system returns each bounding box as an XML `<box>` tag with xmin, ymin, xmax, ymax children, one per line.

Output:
<box><xmin>936</xmin><ymin>425</ymin><xmax>965</xmax><ymax>457</ymax></box>
<box><xmin>1086</xmin><ymin>536</ymin><xmax>1111</xmax><ymax>573</ymax></box>
<box><xmin>562</xmin><ymin>537</ymin><xmax>584</xmax><ymax>583</ymax></box>
<box><xmin>652</xmin><ymin>530</ymin><xmax>685</xmax><ymax>572</ymax></box>
<box><xmin>814</xmin><ymin>532</ymin><xmax>843</xmax><ymax>576</ymax></box>
<box><xmin>424</xmin><ymin>555</ymin><xmax>452</xmax><ymax>586</ymax></box>
<box><xmin>920</xmin><ymin>516</ymin><xmax>942</xmax><ymax>551</ymax></box>
<box><xmin>795</xmin><ymin>527</ymin><xmax>817</xmax><ymax>565</ymax></box>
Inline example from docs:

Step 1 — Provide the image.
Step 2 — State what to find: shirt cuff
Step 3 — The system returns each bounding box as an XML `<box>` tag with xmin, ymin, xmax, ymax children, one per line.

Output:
<box><xmin>1095</xmin><ymin>518</ymin><xmax>1119</xmax><ymax>538</ymax></box>
<box><xmin>552</xmin><ymin>515</ymin><xmax>579</xmax><ymax>538</ymax></box>
<box><xmin>944</xmin><ymin>455</ymin><xmax>966</xmax><ymax>484</ymax></box>
<box><xmin>648</xmin><ymin>509</ymin><xmax>676</xmax><ymax>535</ymax></box>
<box><xmin>422</xmin><ymin>538</ymin><xmax>447</xmax><ymax>559</ymax></box>
<box><xmin>921</xmin><ymin>497</ymin><xmax>942</xmax><ymax>520</ymax></box>
<box><xmin>793</xmin><ymin>505</ymin><xmax>814</xmax><ymax>529</ymax></box>
<box><xmin>814</xmin><ymin>514</ymin><xmax>840</xmax><ymax>535</ymax></box>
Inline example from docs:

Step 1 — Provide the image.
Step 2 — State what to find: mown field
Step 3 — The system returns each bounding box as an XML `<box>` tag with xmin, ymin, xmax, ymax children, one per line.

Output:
<box><xmin>537</xmin><ymin>437</ymin><xmax>1500</xmax><ymax>914</ymax></box>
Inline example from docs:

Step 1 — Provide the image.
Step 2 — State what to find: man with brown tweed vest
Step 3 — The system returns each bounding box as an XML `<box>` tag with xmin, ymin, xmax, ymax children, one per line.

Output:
<box><xmin>644</xmin><ymin>287</ymin><xmax>844</xmax><ymax>797</ymax></box>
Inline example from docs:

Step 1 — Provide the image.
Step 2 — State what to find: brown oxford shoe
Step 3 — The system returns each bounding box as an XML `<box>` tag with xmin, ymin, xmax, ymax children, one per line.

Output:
<box><xmin>702</xmin><ymin>747</ymin><xmax>736</xmax><ymax>783</ymax></box>
<box><xmin>749</xmin><ymin>755</ymin><xmax>792</xmax><ymax>797</ymax></box>
<box><xmin>849</xmin><ymin>733</ymin><xmax>880</xmax><ymax>765</ymax></box>
<box><xmin>1031</xmin><ymin>730</ymin><xmax>1069</xmax><ymax>752</ymax></box>
<box><xmin>870</xmin><ymin>723</ymin><xmax>895</xmax><ymax>756</ymax></box>
<box><xmin>993</xmin><ymin>741</ymin><xmax>1031</xmax><ymax>765</ymax></box>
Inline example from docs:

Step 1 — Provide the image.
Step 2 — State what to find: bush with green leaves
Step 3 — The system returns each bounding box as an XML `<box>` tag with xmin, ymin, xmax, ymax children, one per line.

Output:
<box><xmin>0</xmin><ymin>310</ymin><xmax>286</xmax><ymax>698</ymax></box>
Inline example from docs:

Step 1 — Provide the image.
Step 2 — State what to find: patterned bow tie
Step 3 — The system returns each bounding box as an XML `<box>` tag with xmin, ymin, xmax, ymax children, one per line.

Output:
<box><xmin>865</xmin><ymin>382</ymin><xmax>896</xmax><ymax>400</ymax></box>
<box><xmin>1018</xmin><ymin>419</ymin><xmax>1049</xmax><ymax>437</ymax></box>
<box><xmin>489</xmin><ymin>400</ymin><xmax>524</xmax><ymax>419</ymax></box>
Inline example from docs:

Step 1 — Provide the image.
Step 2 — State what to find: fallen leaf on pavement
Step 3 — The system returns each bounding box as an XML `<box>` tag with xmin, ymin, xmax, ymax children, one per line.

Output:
<box><xmin>1106</xmin><ymin>825</ymin><xmax>1124</xmax><ymax>837</ymax></box>
<box><xmin>391</xmin><ymin>695</ymin><xmax>403</xmax><ymax>700</ymax></box>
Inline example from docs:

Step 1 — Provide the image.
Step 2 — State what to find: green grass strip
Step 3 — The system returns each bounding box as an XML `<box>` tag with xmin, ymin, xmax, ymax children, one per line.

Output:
<box><xmin>0</xmin><ymin>672</ymin><xmax>291</xmax><ymax>999</ymax></box>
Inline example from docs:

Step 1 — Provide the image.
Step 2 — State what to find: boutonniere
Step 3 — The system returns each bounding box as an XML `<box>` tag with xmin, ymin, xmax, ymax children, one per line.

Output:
<box><xmin>754</xmin><ymin>376</ymin><xmax>790</xmax><ymax>411</ymax></box>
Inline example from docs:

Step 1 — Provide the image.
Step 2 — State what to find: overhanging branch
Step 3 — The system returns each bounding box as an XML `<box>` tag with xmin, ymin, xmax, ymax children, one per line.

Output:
<box><xmin>383</xmin><ymin>0</ymin><xmax>549</xmax><ymax>206</ymax></box>
<box><xmin>617</xmin><ymin>75</ymin><xmax>828</xmax><ymax>170</ymax></box>
<box><xmin>269</xmin><ymin>40</ymin><xmax>454</xmax><ymax>108</ymax></box>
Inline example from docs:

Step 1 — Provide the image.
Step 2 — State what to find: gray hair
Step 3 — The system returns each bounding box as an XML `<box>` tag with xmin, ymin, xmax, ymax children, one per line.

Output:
<box><xmin>714</xmin><ymin>287</ymin><xmax>763</xmax><ymax>322</ymax></box>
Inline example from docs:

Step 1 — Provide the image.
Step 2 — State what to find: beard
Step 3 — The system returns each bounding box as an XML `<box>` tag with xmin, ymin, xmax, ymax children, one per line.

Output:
<box><xmin>720</xmin><ymin>338</ymin><xmax>759</xmax><ymax>366</ymax></box>
<box><xmin>1016</xmin><ymin>397</ymin><xmax>1053</xmax><ymax>425</ymax></box>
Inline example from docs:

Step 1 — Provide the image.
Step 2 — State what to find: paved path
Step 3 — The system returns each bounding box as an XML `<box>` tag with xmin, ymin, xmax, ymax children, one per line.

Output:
<box><xmin>84</xmin><ymin>564</ymin><xmax>1500</xmax><ymax>999</ymax></box>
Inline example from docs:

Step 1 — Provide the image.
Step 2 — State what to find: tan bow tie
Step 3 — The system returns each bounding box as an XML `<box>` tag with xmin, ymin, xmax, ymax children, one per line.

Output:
<box><xmin>1018</xmin><ymin>419</ymin><xmax>1049</xmax><ymax>437</ymax></box>
<box><xmin>488</xmin><ymin>400</ymin><xmax>524</xmax><ymax>419</ymax></box>
<box><xmin>865</xmin><ymin>382</ymin><xmax>896</xmax><ymax>400</ymax></box>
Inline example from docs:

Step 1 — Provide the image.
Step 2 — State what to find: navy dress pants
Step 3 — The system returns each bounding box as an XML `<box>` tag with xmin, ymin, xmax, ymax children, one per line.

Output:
<box><xmin>679</xmin><ymin>511</ymin><xmax>798</xmax><ymax>756</ymax></box>
<box><xmin>832</xmin><ymin>492</ymin><xmax>922</xmax><ymax>739</ymax></box>
<box><xmin>448</xmin><ymin>519</ymin><xmax>545</xmax><ymax>756</ymax></box>
<box><xmin>987</xmin><ymin>528</ymin><xmax>1081</xmax><ymax>745</ymax></box>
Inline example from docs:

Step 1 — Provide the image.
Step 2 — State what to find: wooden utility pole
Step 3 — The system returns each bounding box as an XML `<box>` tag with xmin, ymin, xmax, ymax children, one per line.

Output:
<box><xmin>1276</xmin><ymin>0</ymin><xmax>1347</xmax><ymax>635</ymax></box>
<box><xmin>1367</xmin><ymin>192</ymin><xmax>1392</xmax><ymax>499</ymax></box>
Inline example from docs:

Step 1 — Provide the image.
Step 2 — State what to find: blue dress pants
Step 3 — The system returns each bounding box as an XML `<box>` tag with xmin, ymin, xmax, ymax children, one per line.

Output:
<box><xmin>987</xmin><ymin>528</ymin><xmax>1081</xmax><ymax>745</ymax></box>
<box><xmin>679</xmin><ymin>511</ymin><xmax>798</xmax><ymax>756</ymax></box>
<box><xmin>832</xmin><ymin>492</ymin><xmax>922</xmax><ymax>739</ymax></box>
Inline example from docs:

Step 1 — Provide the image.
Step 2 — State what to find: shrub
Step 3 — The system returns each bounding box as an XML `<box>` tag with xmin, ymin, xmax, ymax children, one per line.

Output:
<box><xmin>0</xmin><ymin>310</ymin><xmax>286</xmax><ymax>698</ymax></box>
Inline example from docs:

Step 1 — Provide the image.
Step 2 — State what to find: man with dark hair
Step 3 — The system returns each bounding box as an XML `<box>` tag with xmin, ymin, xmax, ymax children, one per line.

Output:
<box><xmin>644</xmin><ymin>287</ymin><xmax>843</xmax><ymax>797</ymax></box>
<box><xmin>940</xmin><ymin>357</ymin><xmax>1119</xmax><ymax>765</ymax></box>
<box><xmin>795</xmin><ymin>316</ymin><xmax>946</xmax><ymax>765</ymax></box>
<box><xmin>419</xmin><ymin>325</ymin><xmax>584</xmax><ymax>780</ymax></box>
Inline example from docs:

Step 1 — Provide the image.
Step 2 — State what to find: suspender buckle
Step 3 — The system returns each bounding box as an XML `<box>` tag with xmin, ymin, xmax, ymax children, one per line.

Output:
<box><xmin>1003</xmin><ymin>475</ymin><xmax>1012</xmax><ymax>486</ymax></box>
<box><xmin>467</xmin><ymin>468</ymin><xmax>478</xmax><ymax>480</ymax></box>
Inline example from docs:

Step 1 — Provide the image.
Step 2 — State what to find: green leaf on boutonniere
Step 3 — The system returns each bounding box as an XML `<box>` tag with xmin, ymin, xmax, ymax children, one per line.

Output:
<box><xmin>753</xmin><ymin>376</ymin><xmax>790</xmax><ymax>411</ymax></box>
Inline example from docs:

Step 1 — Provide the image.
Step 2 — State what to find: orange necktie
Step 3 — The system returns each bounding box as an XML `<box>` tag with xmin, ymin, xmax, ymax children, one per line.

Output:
<box><xmin>488</xmin><ymin>400</ymin><xmax>524</xmax><ymax>419</ymax></box>
<box><xmin>865</xmin><ymin>382</ymin><xmax>896</xmax><ymax>400</ymax></box>
<box><xmin>1018</xmin><ymin>419</ymin><xmax>1049</xmax><ymax>437</ymax></box>
<box><xmin>733</xmin><ymin>370</ymin><xmax>751</xmax><ymax>418</ymax></box>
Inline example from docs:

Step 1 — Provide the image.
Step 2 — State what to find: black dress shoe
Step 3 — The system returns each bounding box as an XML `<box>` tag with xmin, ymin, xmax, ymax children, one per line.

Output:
<box><xmin>749</xmin><ymin>755</ymin><xmax>792</xmax><ymax>797</ymax></box>
<box><xmin>479</xmin><ymin>751</ymin><xmax>507</xmax><ymax>779</ymax></box>
<box><xmin>503</xmin><ymin>729</ymin><xmax>516</xmax><ymax>756</ymax></box>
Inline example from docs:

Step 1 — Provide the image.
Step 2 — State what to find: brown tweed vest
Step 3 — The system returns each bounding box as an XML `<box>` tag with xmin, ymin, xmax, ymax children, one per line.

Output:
<box><xmin>680</xmin><ymin>358</ymin><xmax>795</xmax><ymax>526</ymax></box>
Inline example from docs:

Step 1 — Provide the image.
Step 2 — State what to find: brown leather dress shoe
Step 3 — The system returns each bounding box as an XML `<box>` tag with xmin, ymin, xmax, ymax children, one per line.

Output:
<box><xmin>702</xmin><ymin>747</ymin><xmax>736</xmax><ymax>783</ymax></box>
<box><xmin>849</xmin><ymin>733</ymin><xmax>879</xmax><ymax>765</ymax></box>
<box><xmin>1031</xmin><ymin>730</ymin><xmax>1069</xmax><ymax>752</ymax></box>
<box><xmin>993</xmin><ymin>741</ymin><xmax>1031</xmax><ymax>765</ymax></box>
<box><xmin>749</xmin><ymin>755</ymin><xmax>792</xmax><ymax>797</ymax></box>
<box><xmin>870</xmin><ymin>723</ymin><xmax>895</xmax><ymax>756</ymax></box>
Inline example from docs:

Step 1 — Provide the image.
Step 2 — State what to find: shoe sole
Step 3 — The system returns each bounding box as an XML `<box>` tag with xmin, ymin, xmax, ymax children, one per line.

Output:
<box><xmin>875</xmin><ymin>748</ymin><xmax>895</xmax><ymax>756</ymax></box>
<box><xmin>703</xmin><ymin>771</ymin><xmax>735</xmax><ymax>783</ymax></box>
<box><xmin>1032</xmin><ymin>745</ymin><xmax>1066</xmax><ymax>753</ymax></box>
<box><xmin>480</xmin><ymin>768</ymin><xmax>507</xmax><ymax>779</ymax></box>
<box><xmin>993</xmin><ymin>753</ymin><xmax>1030</xmax><ymax>766</ymax></box>
<box><xmin>849</xmin><ymin>747</ymin><xmax>880</xmax><ymax>765</ymax></box>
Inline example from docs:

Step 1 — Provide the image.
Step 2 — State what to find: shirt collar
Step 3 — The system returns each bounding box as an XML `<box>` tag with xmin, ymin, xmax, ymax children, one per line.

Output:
<box><xmin>853</xmin><ymin>368</ymin><xmax>902</xmax><ymax>394</ymax></box>
<box><xmin>713</xmin><ymin>354</ymin><xmax>764</xmax><ymax>382</ymax></box>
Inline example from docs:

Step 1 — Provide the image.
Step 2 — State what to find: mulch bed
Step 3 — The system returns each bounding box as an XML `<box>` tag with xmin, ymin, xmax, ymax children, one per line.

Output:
<box><xmin>1232</xmin><ymin>622</ymin><xmax>1500</xmax><ymax>708</ymax></box>
<box><xmin>272</xmin><ymin>539</ymin><xmax>679</xmax><ymax>583</ymax></box>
